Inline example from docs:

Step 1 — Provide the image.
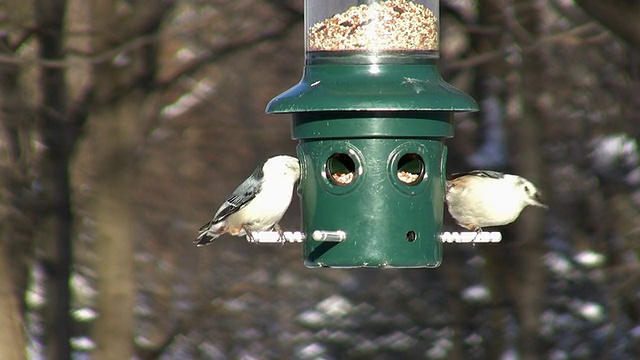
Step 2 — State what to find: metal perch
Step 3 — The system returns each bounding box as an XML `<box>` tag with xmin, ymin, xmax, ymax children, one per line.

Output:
<box><xmin>246</xmin><ymin>231</ymin><xmax>501</xmax><ymax>244</ymax></box>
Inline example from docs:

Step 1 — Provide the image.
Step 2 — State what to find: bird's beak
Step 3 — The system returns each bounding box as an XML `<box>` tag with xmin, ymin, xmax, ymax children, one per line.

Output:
<box><xmin>531</xmin><ymin>192</ymin><xmax>549</xmax><ymax>209</ymax></box>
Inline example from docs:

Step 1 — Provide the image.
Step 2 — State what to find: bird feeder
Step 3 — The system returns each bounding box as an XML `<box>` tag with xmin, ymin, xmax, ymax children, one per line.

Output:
<box><xmin>266</xmin><ymin>0</ymin><xmax>478</xmax><ymax>268</ymax></box>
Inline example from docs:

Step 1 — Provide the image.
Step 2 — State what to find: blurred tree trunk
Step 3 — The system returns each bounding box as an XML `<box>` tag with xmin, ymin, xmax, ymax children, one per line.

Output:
<box><xmin>0</xmin><ymin>33</ymin><xmax>30</xmax><ymax>359</ymax></box>
<box><xmin>90</xmin><ymin>98</ymin><xmax>139</xmax><ymax>360</ymax></box>
<box><xmin>508</xmin><ymin>1</ymin><xmax>547</xmax><ymax>359</ymax></box>
<box><xmin>471</xmin><ymin>1</ymin><xmax>512</xmax><ymax>358</ymax></box>
<box><xmin>89</xmin><ymin>0</ymin><xmax>136</xmax><ymax>353</ymax></box>
<box><xmin>34</xmin><ymin>0</ymin><xmax>74</xmax><ymax>359</ymax></box>
<box><xmin>0</xmin><ymin>241</ymin><xmax>27</xmax><ymax>359</ymax></box>
<box><xmin>89</xmin><ymin>1</ymin><xmax>169</xmax><ymax>358</ymax></box>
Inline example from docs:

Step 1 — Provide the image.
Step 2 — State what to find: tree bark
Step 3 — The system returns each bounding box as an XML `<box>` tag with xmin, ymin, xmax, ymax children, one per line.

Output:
<box><xmin>0</xmin><ymin>81</ymin><xmax>30</xmax><ymax>360</ymax></box>
<box><xmin>89</xmin><ymin>1</ymin><xmax>168</xmax><ymax>358</ymax></box>
<box><xmin>0</xmin><ymin>31</ymin><xmax>35</xmax><ymax>323</ymax></box>
<box><xmin>508</xmin><ymin>1</ymin><xmax>548</xmax><ymax>359</ymax></box>
<box><xmin>0</xmin><ymin>50</ymin><xmax>28</xmax><ymax>360</ymax></box>
<box><xmin>34</xmin><ymin>0</ymin><xmax>73</xmax><ymax>359</ymax></box>
<box><xmin>0</xmin><ymin>240</ymin><xmax>27</xmax><ymax>359</ymax></box>
<box><xmin>574</xmin><ymin>0</ymin><xmax>640</xmax><ymax>50</ymax></box>
<box><xmin>471</xmin><ymin>1</ymin><xmax>512</xmax><ymax>358</ymax></box>
<box><xmin>90</xmin><ymin>98</ymin><xmax>138</xmax><ymax>360</ymax></box>
<box><xmin>88</xmin><ymin>0</ymin><xmax>136</xmax><ymax>353</ymax></box>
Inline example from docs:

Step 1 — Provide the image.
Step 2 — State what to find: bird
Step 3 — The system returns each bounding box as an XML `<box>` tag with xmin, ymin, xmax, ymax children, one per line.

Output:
<box><xmin>445</xmin><ymin>170</ymin><xmax>547</xmax><ymax>232</ymax></box>
<box><xmin>195</xmin><ymin>155</ymin><xmax>300</xmax><ymax>246</ymax></box>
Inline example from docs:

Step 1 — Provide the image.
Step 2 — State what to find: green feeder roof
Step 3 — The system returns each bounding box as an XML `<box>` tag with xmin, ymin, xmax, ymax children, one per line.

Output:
<box><xmin>266</xmin><ymin>61</ymin><xmax>478</xmax><ymax>113</ymax></box>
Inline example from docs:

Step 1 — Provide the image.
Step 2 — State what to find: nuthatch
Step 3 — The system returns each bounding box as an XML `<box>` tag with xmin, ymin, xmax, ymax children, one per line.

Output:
<box><xmin>195</xmin><ymin>155</ymin><xmax>300</xmax><ymax>246</ymax></box>
<box><xmin>445</xmin><ymin>170</ymin><xmax>547</xmax><ymax>232</ymax></box>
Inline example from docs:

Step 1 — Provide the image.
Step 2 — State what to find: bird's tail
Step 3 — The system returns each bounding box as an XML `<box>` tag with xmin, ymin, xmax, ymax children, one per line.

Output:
<box><xmin>195</xmin><ymin>222</ymin><xmax>222</xmax><ymax>247</ymax></box>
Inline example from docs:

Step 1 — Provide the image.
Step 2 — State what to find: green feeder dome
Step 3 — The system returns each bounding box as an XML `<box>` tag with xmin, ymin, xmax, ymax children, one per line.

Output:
<box><xmin>266</xmin><ymin>0</ymin><xmax>478</xmax><ymax>268</ymax></box>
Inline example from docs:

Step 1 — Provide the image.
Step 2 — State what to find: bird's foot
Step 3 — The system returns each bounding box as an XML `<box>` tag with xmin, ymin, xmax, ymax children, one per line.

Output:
<box><xmin>472</xmin><ymin>227</ymin><xmax>483</xmax><ymax>244</ymax></box>
<box><xmin>274</xmin><ymin>223</ymin><xmax>286</xmax><ymax>246</ymax></box>
<box><xmin>242</xmin><ymin>225</ymin><xmax>255</xmax><ymax>242</ymax></box>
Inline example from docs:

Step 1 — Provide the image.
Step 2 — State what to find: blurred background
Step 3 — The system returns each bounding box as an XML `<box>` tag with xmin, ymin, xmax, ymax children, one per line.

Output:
<box><xmin>0</xmin><ymin>0</ymin><xmax>639</xmax><ymax>359</ymax></box>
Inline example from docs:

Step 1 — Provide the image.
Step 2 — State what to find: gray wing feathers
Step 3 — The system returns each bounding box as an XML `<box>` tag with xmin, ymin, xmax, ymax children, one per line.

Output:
<box><xmin>448</xmin><ymin>170</ymin><xmax>505</xmax><ymax>180</ymax></box>
<box><xmin>195</xmin><ymin>160</ymin><xmax>267</xmax><ymax>246</ymax></box>
<box><xmin>211</xmin><ymin>179</ymin><xmax>262</xmax><ymax>223</ymax></box>
<box><xmin>468</xmin><ymin>170</ymin><xmax>504</xmax><ymax>179</ymax></box>
<box><xmin>195</xmin><ymin>177</ymin><xmax>262</xmax><ymax>246</ymax></box>
<box><xmin>208</xmin><ymin>162</ymin><xmax>265</xmax><ymax>224</ymax></box>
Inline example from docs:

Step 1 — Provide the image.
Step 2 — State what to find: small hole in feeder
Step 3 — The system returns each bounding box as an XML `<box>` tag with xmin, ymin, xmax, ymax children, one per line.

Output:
<box><xmin>397</xmin><ymin>153</ymin><xmax>424</xmax><ymax>184</ymax></box>
<box><xmin>327</xmin><ymin>153</ymin><xmax>356</xmax><ymax>185</ymax></box>
<box><xmin>406</xmin><ymin>231</ymin><xmax>417</xmax><ymax>242</ymax></box>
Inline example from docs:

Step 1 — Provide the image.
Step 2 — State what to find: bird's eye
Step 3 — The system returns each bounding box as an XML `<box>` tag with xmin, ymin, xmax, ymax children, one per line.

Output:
<box><xmin>524</xmin><ymin>185</ymin><xmax>530</xmax><ymax>194</ymax></box>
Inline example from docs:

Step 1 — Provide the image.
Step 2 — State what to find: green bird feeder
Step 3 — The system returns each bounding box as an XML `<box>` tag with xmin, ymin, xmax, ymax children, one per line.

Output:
<box><xmin>266</xmin><ymin>0</ymin><xmax>478</xmax><ymax>268</ymax></box>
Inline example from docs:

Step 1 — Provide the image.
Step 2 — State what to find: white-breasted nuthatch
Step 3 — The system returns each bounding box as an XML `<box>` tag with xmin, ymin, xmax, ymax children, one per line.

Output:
<box><xmin>445</xmin><ymin>170</ymin><xmax>547</xmax><ymax>232</ymax></box>
<box><xmin>195</xmin><ymin>155</ymin><xmax>300</xmax><ymax>246</ymax></box>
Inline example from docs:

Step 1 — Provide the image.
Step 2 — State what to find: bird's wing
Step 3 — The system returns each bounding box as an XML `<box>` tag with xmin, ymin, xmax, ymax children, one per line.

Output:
<box><xmin>214</xmin><ymin>176</ymin><xmax>263</xmax><ymax>223</ymax></box>
<box><xmin>469</xmin><ymin>170</ymin><xmax>505</xmax><ymax>179</ymax></box>
<box><xmin>448</xmin><ymin>170</ymin><xmax>505</xmax><ymax>180</ymax></box>
<box><xmin>199</xmin><ymin>164</ymin><xmax>265</xmax><ymax>232</ymax></box>
<box><xmin>213</xmin><ymin>190</ymin><xmax>257</xmax><ymax>223</ymax></box>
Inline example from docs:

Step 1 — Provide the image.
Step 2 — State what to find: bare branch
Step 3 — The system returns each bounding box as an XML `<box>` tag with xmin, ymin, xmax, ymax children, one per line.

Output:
<box><xmin>157</xmin><ymin>17</ymin><xmax>301</xmax><ymax>91</ymax></box>
<box><xmin>574</xmin><ymin>0</ymin><xmax>640</xmax><ymax>50</ymax></box>
<box><xmin>445</xmin><ymin>22</ymin><xmax>608</xmax><ymax>71</ymax></box>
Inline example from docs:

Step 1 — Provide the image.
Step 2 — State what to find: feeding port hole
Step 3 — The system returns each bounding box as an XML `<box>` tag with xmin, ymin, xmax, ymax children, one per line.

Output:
<box><xmin>327</xmin><ymin>153</ymin><xmax>357</xmax><ymax>185</ymax></box>
<box><xmin>397</xmin><ymin>153</ymin><xmax>424</xmax><ymax>184</ymax></box>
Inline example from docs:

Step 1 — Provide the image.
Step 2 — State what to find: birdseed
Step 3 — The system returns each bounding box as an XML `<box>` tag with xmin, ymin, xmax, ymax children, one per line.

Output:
<box><xmin>332</xmin><ymin>172</ymin><xmax>355</xmax><ymax>185</ymax></box>
<box><xmin>308</xmin><ymin>0</ymin><xmax>438</xmax><ymax>52</ymax></box>
<box><xmin>397</xmin><ymin>170</ymin><xmax>420</xmax><ymax>184</ymax></box>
